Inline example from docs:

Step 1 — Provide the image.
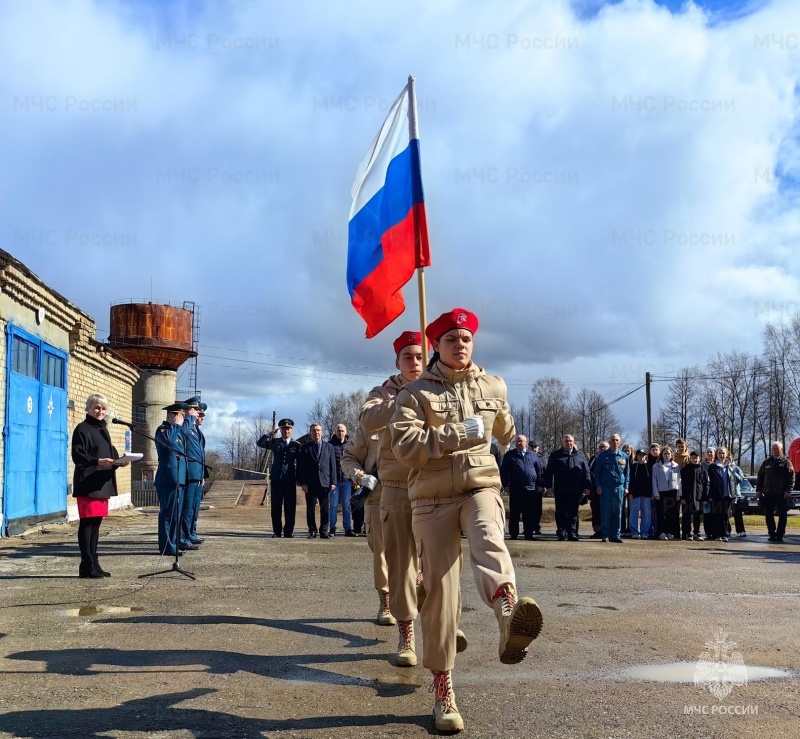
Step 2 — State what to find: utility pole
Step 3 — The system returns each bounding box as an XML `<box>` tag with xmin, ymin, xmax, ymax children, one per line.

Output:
<box><xmin>646</xmin><ymin>371</ymin><xmax>653</xmax><ymax>444</ymax></box>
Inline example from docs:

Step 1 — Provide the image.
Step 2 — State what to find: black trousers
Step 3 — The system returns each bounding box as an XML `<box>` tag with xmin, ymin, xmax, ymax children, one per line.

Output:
<box><xmin>703</xmin><ymin>498</ymin><xmax>730</xmax><ymax>539</ymax></box>
<box><xmin>352</xmin><ymin>504</ymin><xmax>365</xmax><ymax>534</ymax></box>
<box><xmin>271</xmin><ymin>480</ymin><xmax>297</xmax><ymax>536</ymax></box>
<box><xmin>681</xmin><ymin>498</ymin><xmax>701</xmax><ymax>537</ymax></box>
<box><xmin>530</xmin><ymin>489</ymin><xmax>543</xmax><ymax>532</ymax></box>
<box><xmin>555</xmin><ymin>490</ymin><xmax>581</xmax><ymax>536</ymax></box>
<box><xmin>659</xmin><ymin>491</ymin><xmax>680</xmax><ymax>537</ymax></box>
<box><xmin>621</xmin><ymin>494</ymin><xmax>630</xmax><ymax>534</ymax></box>
<box><xmin>731</xmin><ymin>499</ymin><xmax>746</xmax><ymax>534</ymax></box>
<box><xmin>508</xmin><ymin>490</ymin><xmax>534</xmax><ymax>538</ymax></box>
<box><xmin>305</xmin><ymin>485</ymin><xmax>330</xmax><ymax>534</ymax></box>
<box><xmin>78</xmin><ymin>517</ymin><xmax>102</xmax><ymax>567</ymax></box>
<box><xmin>763</xmin><ymin>494</ymin><xmax>788</xmax><ymax>539</ymax></box>
<box><xmin>590</xmin><ymin>489</ymin><xmax>602</xmax><ymax>532</ymax></box>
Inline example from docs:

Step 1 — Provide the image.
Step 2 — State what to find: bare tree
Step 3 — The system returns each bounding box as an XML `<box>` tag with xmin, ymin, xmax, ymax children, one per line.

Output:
<box><xmin>572</xmin><ymin>389</ymin><xmax>620</xmax><ymax>454</ymax></box>
<box><xmin>529</xmin><ymin>377</ymin><xmax>574</xmax><ymax>454</ymax></box>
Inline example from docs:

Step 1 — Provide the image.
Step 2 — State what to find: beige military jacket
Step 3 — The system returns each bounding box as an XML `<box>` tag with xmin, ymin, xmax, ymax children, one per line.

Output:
<box><xmin>360</xmin><ymin>374</ymin><xmax>411</xmax><ymax>488</ymax></box>
<box><xmin>390</xmin><ymin>361</ymin><xmax>515</xmax><ymax>502</ymax></box>
<box><xmin>340</xmin><ymin>425</ymin><xmax>382</xmax><ymax>502</ymax></box>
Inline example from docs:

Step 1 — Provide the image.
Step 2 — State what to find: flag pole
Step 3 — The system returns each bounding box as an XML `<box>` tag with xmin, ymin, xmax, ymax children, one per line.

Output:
<box><xmin>408</xmin><ymin>74</ymin><xmax>428</xmax><ymax>356</ymax></box>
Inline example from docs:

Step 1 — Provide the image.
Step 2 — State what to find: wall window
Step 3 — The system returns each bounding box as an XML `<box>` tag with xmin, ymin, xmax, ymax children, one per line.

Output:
<box><xmin>42</xmin><ymin>352</ymin><xmax>65</xmax><ymax>388</ymax></box>
<box><xmin>134</xmin><ymin>405</ymin><xmax>147</xmax><ymax>423</ymax></box>
<box><xmin>11</xmin><ymin>336</ymin><xmax>38</xmax><ymax>379</ymax></box>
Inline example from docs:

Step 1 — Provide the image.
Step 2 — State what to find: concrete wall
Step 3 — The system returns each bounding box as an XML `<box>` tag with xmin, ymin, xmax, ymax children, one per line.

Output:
<box><xmin>0</xmin><ymin>250</ymin><xmax>139</xmax><ymax>532</ymax></box>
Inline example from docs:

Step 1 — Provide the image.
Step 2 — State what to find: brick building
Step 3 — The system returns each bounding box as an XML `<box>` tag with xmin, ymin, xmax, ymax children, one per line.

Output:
<box><xmin>0</xmin><ymin>249</ymin><xmax>139</xmax><ymax>536</ymax></box>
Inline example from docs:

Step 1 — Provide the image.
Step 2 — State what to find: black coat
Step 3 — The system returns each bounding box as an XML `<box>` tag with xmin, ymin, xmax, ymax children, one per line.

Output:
<box><xmin>756</xmin><ymin>455</ymin><xmax>794</xmax><ymax>496</ymax></box>
<box><xmin>543</xmin><ymin>447</ymin><xmax>591</xmax><ymax>494</ymax></box>
<box><xmin>71</xmin><ymin>416</ymin><xmax>120</xmax><ymax>499</ymax></box>
<box><xmin>680</xmin><ymin>463</ymin><xmax>709</xmax><ymax>505</ymax></box>
<box><xmin>329</xmin><ymin>434</ymin><xmax>350</xmax><ymax>483</ymax></box>
<box><xmin>628</xmin><ymin>461</ymin><xmax>652</xmax><ymax>498</ymax></box>
<box><xmin>297</xmin><ymin>440</ymin><xmax>337</xmax><ymax>490</ymax></box>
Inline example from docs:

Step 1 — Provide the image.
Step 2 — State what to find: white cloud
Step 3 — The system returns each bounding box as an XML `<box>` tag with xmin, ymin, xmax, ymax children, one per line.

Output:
<box><xmin>3</xmin><ymin>0</ymin><xmax>800</xmax><ymax>443</ymax></box>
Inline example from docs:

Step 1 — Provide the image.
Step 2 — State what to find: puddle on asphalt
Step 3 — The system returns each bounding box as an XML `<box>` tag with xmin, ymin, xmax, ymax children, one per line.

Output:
<box><xmin>57</xmin><ymin>606</ymin><xmax>144</xmax><ymax>617</ymax></box>
<box><xmin>622</xmin><ymin>662</ymin><xmax>792</xmax><ymax>683</ymax></box>
<box><xmin>557</xmin><ymin>603</ymin><xmax>618</xmax><ymax>611</ymax></box>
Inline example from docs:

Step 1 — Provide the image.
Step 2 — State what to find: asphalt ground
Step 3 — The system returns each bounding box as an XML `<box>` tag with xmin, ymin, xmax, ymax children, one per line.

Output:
<box><xmin>0</xmin><ymin>489</ymin><xmax>798</xmax><ymax>739</ymax></box>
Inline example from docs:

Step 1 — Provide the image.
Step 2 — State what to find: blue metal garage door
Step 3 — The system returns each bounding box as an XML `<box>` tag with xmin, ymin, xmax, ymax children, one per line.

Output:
<box><xmin>3</xmin><ymin>325</ymin><xmax>68</xmax><ymax>536</ymax></box>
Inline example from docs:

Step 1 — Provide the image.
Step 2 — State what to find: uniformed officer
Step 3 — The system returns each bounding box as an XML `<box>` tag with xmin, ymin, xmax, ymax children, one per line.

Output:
<box><xmin>391</xmin><ymin>308</ymin><xmax>543</xmax><ymax>733</ymax></box>
<box><xmin>191</xmin><ymin>402</ymin><xmax>208</xmax><ymax>542</ymax></box>
<box><xmin>179</xmin><ymin>396</ymin><xmax>205</xmax><ymax>550</ymax></box>
<box><xmin>154</xmin><ymin>402</ymin><xmax>189</xmax><ymax>556</ymax></box>
<box><xmin>594</xmin><ymin>433</ymin><xmax>630</xmax><ymax>543</ymax></box>
<box><xmin>257</xmin><ymin>418</ymin><xmax>301</xmax><ymax>538</ymax></box>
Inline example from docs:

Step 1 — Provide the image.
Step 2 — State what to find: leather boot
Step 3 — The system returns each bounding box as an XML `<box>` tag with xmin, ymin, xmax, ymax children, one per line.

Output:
<box><xmin>492</xmin><ymin>585</ymin><xmax>543</xmax><ymax>664</ymax></box>
<box><xmin>92</xmin><ymin>558</ymin><xmax>111</xmax><ymax>577</ymax></box>
<box><xmin>377</xmin><ymin>591</ymin><xmax>396</xmax><ymax>626</ymax></box>
<box><xmin>396</xmin><ymin>620</ymin><xmax>417</xmax><ymax>666</ymax></box>
<box><xmin>430</xmin><ymin>670</ymin><xmax>463</xmax><ymax>732</ymax></box>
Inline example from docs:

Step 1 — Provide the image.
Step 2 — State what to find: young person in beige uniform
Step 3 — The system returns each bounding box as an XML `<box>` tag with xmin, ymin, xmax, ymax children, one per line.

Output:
<box><xmin>391</xmin><ymin>308</ymin><xmax>543</xmax><ymax>733</ymax></box>
<box><xmin>340</xmin><ymin>425</ymin><xmax>394</xmax><ymax>626</ymax></box>
<box><xmin>360</xmin><ymin>331</ymin><xmax>426</xmax><ymax>667</ymax></box>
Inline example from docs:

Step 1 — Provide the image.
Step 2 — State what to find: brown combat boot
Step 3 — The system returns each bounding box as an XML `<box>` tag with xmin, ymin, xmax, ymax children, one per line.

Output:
<box><xmin>492</xmin><ymin>585</ymin><xmax>543</xmax><ymax>664</ymax></box>
<box><xmin>430</xmin><ymin>670</ymin><xmax>464</xmax><ymax>732</ymax></box>
<box><xmin>377</xmin><ymin>591</ymin><xmax>396</xmax><ymax>626</ymax></box>
<box><xmin>396</xmin><ymin>619</ymin><xmax>417</xmax><ymax>667</ymax></box>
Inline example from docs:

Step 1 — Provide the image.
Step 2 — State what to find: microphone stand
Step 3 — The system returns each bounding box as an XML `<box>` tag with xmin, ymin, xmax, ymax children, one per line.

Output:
<box><xmin>117</xmin><ymin>421</ymin><xmax>204</xmax><ymax>581</ymax></box>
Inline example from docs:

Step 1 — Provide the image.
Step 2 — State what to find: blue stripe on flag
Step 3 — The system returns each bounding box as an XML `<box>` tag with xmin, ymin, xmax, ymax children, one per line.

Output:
<box><xmin>347</xmin><ymin>140</ymin><xmax>424</xmax><ymax>297</ymax></box>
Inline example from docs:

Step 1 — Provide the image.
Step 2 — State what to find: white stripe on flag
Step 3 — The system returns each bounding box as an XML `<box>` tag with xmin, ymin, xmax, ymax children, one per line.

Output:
<box><xmin>349</xmin><ymin>83</ymin><xmax>410</xmax><ymax>219</ymax></box>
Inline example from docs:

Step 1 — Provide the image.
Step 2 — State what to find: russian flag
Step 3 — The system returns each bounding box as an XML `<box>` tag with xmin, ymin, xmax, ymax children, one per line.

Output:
<box><xmin>347</xmin><ymin>79</ymin><xmax>431</xmax><ymax>338</ymax></box>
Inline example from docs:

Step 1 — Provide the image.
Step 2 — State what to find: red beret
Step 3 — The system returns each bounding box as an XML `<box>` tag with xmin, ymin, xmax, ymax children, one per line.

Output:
<box><xmin>425</xmin><ymin>308</ymin><xmax>479</xmax><ymax>344</ymax></box>
<box><xmin>393</xmin><ymin>330</ymin><xmax>423</xmax><ymax>355</ymax></box>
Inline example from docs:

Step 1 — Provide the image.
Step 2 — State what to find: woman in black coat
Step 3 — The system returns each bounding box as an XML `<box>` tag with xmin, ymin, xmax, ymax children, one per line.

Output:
<box><xmin>71</xmin><ymin>393</ymin><xmax>124</xmax><ymax>578</ymax></box>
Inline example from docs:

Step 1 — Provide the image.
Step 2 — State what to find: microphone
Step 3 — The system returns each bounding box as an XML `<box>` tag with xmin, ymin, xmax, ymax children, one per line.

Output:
<box><xmin>111</xmin><ymin>418</ymin><xmax>134</xmax><ymax>427</ymax></box>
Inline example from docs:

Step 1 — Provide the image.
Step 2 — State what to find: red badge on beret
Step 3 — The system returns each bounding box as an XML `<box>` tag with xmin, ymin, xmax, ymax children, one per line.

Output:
<box><xmin>425</xmin><ymin>308</ymin><xmax>479</xmax><ymax>344</ymax></box>
<box><xmin>393</xmin><ymin>330</ymin><xmax>423</xmax><ymax>355</ymax></box>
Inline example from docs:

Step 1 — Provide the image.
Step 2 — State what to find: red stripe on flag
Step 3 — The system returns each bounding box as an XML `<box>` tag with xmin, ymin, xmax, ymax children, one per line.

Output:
<box><xmin>352</xmin><ymin>202</ymin><xmax>428</xmax><ymax>338</ymax></box>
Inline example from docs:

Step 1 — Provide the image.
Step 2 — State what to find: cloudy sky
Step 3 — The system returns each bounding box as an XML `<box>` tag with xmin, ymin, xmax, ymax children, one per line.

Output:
<box><xmin>2</xmin><ymin>0</ymin><xmax>799</xmax><ymax>447</ymax></box>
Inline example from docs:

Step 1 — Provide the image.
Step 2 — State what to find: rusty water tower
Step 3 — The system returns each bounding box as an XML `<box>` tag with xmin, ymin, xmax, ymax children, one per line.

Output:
<box><xmin>107</xmin><ymin>302</ymin><xmax>198</xmax><ymax>481</ymax></box>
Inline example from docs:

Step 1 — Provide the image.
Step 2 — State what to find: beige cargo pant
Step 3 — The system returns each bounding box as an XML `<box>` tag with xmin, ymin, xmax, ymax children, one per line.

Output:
<box><xmin>364</xmin><ymin>486</ymin><xmax>388</xmax><ymax>593</ymax></box>
<box><xmin>380</xmin><ymin>484</ymin><xmax>418</xmax><ymax>623</ymax></box>
<box><xmin>413</xmin><ymin>488</ymin><xmax>515</xmax><ymax>672</ymax></box>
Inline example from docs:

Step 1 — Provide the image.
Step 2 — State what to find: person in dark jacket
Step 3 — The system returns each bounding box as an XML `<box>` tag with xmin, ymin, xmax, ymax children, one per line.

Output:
<box><xmin>257</xmin><ymin>418</ymin><xmax>301</xmax><ymax>538</ymax></box>
<box><xmin>544</xmin><ymin>434</ymin><xmax>592</xmax><ymax>541</ymax></box>
<box><xmin>588</xmin><ymin>441</ymin><xmax>610</xmax><ymax>539</ymax></box>
<box><xmin>179</xmin><ymin>397</ymin><xmax>205</xmax><ymax>551</ymax></box>
<box><xmin>154</xmin><ymin>402</ymin><xmax>190</xmax><ymax>556</ymax></box>
<box><xmin>645</xmin><ymin>443</ymin><xmax>661</xmax><ymax>537</ymax></box>
<box><xmin>500</xmin><ymin>435</ymin><xmax>544</xmax><ymax>540</ymax></box>
<box><xmin>71</xmin><ymin>393</ymin><xmax>126</xmax><ymax>578</ymax></box>
<box><xmin>703</xmin><ymin>447</ymin><xmax>732</xmax><ymax>541</ymax></box>
<box><xmin>329</xmin><ymin>424</ymin><xmax>354</xmax><ymax>536</ymax></box>
<box><xmin>627</xmin><ymin>449</ymin><xmax>652</xmax><ymax>538</ymax></box>
<box><xmin>297</xmin><ymin>423</ymin><xmax>337</xmax><ymax>538</ymax></box>
<box><xmin>756</xmin><ymin>441</ymin><xmax>794</xmax><ymax>542</ymax></box>
<box><xmin>680</xmin><ymin>451</ymin><xmax>708</xmax><ymax>540</ymax></box>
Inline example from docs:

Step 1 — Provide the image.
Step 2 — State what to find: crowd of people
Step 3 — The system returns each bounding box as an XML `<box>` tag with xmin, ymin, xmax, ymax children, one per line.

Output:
<box><xmin>496</xmin><ymin>434</ymin><xmax>794</xmax><ymax>545</ymax></box>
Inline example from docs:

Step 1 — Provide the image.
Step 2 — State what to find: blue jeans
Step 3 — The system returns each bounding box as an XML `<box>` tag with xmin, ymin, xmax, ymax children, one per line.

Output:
<box><xmin>628</xmin><ymin>496</ymin><xmax>651</xmax><ymax>537</ymax></box>
<box><xmin>599</xmin><ymin>485</ymin><xmax>624</xmax><ymax>539</ymax></box>
<box><xmin>329</xmin><ymin>480</ymin><xmax>352</xmax><ymax>532</ymax></box>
